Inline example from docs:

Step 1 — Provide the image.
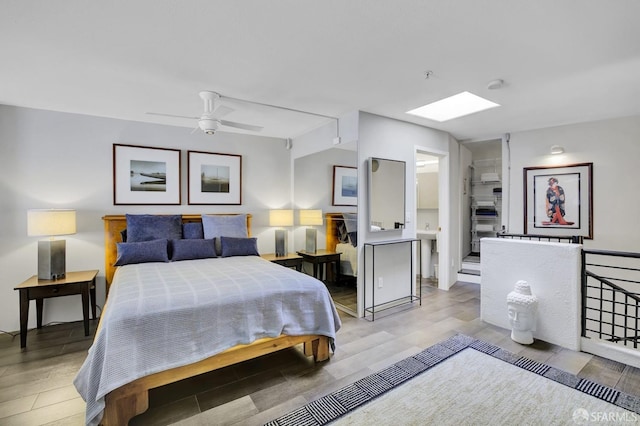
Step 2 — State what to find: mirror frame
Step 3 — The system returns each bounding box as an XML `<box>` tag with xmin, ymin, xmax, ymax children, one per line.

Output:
<box><xmin>368</xmin><ymin>157</ymin><xmax>406</xmax><ymax>232</ymax></box>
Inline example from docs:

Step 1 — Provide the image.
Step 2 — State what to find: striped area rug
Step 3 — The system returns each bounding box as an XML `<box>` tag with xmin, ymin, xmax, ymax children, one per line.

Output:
<box><xmin>265</xmin><ymin>334</ymin><xmax>640</xmax><ymax>425</ymax></box>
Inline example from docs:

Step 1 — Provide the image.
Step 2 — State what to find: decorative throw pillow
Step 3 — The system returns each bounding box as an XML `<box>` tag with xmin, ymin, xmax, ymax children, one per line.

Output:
<box><xmin>125</xmin><ymin>214</ymin><xmax>182</xmax><ymax>242</ymax></box>
<box><xmin>182</xmin><ymin>222</ymin><xmax>204</xmax><ymax>239</ymax></box>
<box><xmin>337</xmin><ymin>221</ymin><xmax>349</xmax><ymax>244</ymax></box>
<box><xmin>170</xmin><ymin>239</ymin><xmax>216</xmax><ymax>261</ymax></box>
<box><xmin>219</xmin><ymin>236</ymin><xmax>259</xmax><ymax>257</ymax></box>
<box><xmin>343</xmin><ymin>213</ymin><xmax>358</xmax><ymax>247</ymax></box>
<box><xmin>201</xmin><ymin>214</ymin><xmax>248</xmax><ymax>254</ymax></box>
<box><xmin>114</xmin><ymin>239</ymin><xmax>169</xmax><ymax>266</ymax></box>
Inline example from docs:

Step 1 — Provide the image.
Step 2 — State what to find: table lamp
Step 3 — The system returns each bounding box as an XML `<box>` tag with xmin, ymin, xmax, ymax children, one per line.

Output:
<box><xmin>269</xmin><ymin>209</ymin><xmax>293</xmax><ymax>257</ymax></box>
<box><xmin>299</xmin><ymin>209</ymin><xmax>323</xmax><ymax>253</ymax></box>
<box><xmin>27</xmin><ymin>209</ymin><xmax>76</xmax><ymax>280</ymax></box>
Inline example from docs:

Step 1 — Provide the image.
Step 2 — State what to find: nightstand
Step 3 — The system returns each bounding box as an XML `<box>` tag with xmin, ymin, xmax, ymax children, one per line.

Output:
<box><xmin>296</xmin><ymin>249</ymin><xmax>341</xmax><ymax>283</ymax></box>
<box><xmin>14</xmin><ymin>269</ymin><xmax>98</xmax><ymax>348</ymax></box>
<box><xmin>261</xmin><ymin>253</ymin><xmax>304</xmax><ymax>271</ymax></box>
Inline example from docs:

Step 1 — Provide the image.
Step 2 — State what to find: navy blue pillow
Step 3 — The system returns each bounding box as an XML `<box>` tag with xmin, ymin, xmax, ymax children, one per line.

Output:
<box><xmin>182</xmin><ymin>222</ymin><xmax>204</xmax><ymax>239</ymax></box>
<box><xmin>219</xmin><ymin>236</ymin><xmax>259</xmax><ymax>257</ymax></box>
<box><xmin>114</xmin><ymin>239</ymin><xmax>169</xmax><ymax>266</ymax></box>
<box><xmin>202</xmin><ymin>214</ymin><xmax>248</xmax><ymax>255</ymax></box>
<box><xmin>125</xmin><ymin>214</ymin><xmax>182</xmax><ymax>242</ymax></box>
<box><xmin>170</xmin><ymin>239</ymin><xmax>216</xmax><ymax>261</ymax></box>
<box><xmin>201</xmin><ymin>214</ymin><xmax>248</xmax><ymax>239</ymax></box>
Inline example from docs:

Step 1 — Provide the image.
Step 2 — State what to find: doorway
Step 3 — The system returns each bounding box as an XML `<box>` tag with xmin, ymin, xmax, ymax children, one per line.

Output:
<box><xmin>415</xmin><ymin>149</ymin><xmax>447</xmax><ymax>288</ymax></box>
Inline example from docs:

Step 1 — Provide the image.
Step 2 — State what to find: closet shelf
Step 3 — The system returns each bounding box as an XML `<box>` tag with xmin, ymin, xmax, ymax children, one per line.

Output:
<box><xmin>469</xmin><ymin>157</ymin><xmax>502</xmax><ymax>256</ymax></box>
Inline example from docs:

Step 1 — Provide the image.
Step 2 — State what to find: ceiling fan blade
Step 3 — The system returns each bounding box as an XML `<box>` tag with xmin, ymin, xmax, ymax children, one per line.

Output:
<box><xmin>190</xmin><ymin>126</ymin><xmax>199</xmax><ymax>134</ymax></box>
<box><xmin>220</xmin><ymin>120</ymin><xmax>263</xmax><ymax>132</ymax></box>
<box><xmin>212</xmin><ymin>105</ymin><xmax>234</xmax><ymax>118</ymax></box>
<box><xmin>146</xmin><ymin>112</ymin><xmax>199</xmax><ymax>120</ymax></box>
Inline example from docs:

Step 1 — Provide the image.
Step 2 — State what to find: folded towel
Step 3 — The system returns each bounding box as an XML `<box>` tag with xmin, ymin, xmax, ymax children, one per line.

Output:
<box><xmin>475</xmin><ymin>208</ymin><xmax>497</xmax><ymax>215</ymax></box>
<box><xmin>475</xmin><ymin>224</ymin><xmax>495</xmax><ymax>232</ymax></box>
<box><xmin>476</xmin><ymin>201</ymin><xmax>495</xmax><ymax>207</ymax></box>
<box><xmin>480</xmin><ymin>172</ymin><xmax>500</xmax><ymax>182</ymax></box>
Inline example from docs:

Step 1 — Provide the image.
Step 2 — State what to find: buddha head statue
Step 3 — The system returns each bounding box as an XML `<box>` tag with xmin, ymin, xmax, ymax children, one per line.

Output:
<box><xmin>506</xmin><ymin>280</ymin><xmax>538</xmax><ymax>344</ymax></box>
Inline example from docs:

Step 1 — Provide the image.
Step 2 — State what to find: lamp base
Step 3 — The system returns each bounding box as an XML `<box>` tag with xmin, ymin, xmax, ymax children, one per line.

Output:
<box><xmin>38</xmin><ymin>239</ymin><xmax>66</xmax><ymax>280</ymax></box>
<box><xmin>305</xmin><ymin>228</ymin><xmax>317</xmax><ymax>253</ymax></box>
<box><xmin>275</xmin><ymin>229</ymin><xmax>287</xmax><ymax>257</ymax></box>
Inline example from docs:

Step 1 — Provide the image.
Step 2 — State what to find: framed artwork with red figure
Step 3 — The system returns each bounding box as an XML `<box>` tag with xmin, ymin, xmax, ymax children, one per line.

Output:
<box><xmin>524</xmin><ymin>163</ymin><xmax>593</xmax><ymax>239</ymax></box>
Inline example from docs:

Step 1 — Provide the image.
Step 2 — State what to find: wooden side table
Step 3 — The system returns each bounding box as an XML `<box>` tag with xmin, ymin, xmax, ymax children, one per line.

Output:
<box><xmin>14</xmin><ymin>269</ymin><xmax>98</xmax><ymax>348</ymax></box>
<box><xmin>261</xmin><ymin>253</ymin><xmax>303</xmax><ymax>271</ymax></box>
<box><xmin>296</xmin><ymin>250</ymin><xmax>341</xmax><ymax>283</ymax></box>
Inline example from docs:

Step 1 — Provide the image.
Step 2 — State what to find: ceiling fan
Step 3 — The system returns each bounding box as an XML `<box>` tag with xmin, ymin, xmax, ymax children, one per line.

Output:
<box><xmin>146</xmin><ymin>91</ymin><xmax>263</xmax><ymax>135</ymax></box>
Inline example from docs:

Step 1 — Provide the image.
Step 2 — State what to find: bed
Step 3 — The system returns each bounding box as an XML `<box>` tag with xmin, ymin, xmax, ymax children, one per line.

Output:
<box><xmin>326</xmin><ymin>212</ymin><xmax>358</xmax><ymax>279</ymax></box>
<box><xmin>74</xmin><ymin>214</ymin><xmax>341</xmax><ymax>426</ymax></box>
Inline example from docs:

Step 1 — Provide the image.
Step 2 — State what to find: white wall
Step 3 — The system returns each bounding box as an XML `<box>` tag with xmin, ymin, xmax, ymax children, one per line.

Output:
<box><xmin>293</xmin><ymin>147</ymin><xmax>357</xmax><ymax>251</ymax></box>
<box><xmin>0</xmin><ymin>105</ymin><xmax>290</xmax><ymax>332</ymax></box>
<box><xmin>505</xmin><ymin>115</ymin><xmax>640</xmax><ymax>251</ymax></box>
<box><xmin>481</xmin><ymin>238</ymin><xmax>582</xmax><ymax>351</ymax></box>
<box><xmin>357</xmin><ymin>112</ymin><xmax>460</xmax><ymax>315</ymax></box>
<box><xmin>290</xmin><ymin>116</ymin><xmax>358</xmax><ymax>253</ymax></box>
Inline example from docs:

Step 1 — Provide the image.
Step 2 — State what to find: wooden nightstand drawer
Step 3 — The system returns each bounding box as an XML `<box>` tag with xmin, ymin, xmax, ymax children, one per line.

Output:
<box><xmin>14</xmin><ymin>269</ymin><xmax>98</xmax><ymax>348</ymax></box>
<box><xmin>27</xmin><ymin>283</ymin><xmax>82</xmax><ymax>299</ymax></box>
<box><xmin>261</xmin><ymin>253</ymin><xmax>303</xmax><ymax>271</ymax></box>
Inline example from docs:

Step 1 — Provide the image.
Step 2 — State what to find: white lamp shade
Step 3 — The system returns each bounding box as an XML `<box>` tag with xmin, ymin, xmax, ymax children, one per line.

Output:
<box><xmin>27</xmin><ymin>209</ymin><xmax>77</xmax><ymax>236</ymax></box>
<box><xmin>269</xmin><ymin>209</ymin><xmax>294</xmax><ymax>227</ymax></box>
<box><xmin>299</xmin><ymin>209</ymin><xmax>323</xmax><ymax>226</ymax></box>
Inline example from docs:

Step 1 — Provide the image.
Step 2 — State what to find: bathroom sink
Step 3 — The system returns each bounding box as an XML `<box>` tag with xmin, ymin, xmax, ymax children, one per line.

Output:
<box><xmin>416</xmin><ymin>230</ymin><xmax>438</xmax><ymax>239</ymax></box>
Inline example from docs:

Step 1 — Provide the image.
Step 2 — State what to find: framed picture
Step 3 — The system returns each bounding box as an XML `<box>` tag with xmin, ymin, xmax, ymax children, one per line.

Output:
<box><xmin>524</xmin><ymin>162</ymin><xmax>593</xmax><ymax>239</ymax></box>
<box><xmin>113</xmin><ymin>144</ymin><xmax>181</xmax><ymax>205</ymax></box>
<box><xmin>188</xmin><ymin>151</ymin><xmax>242</xmax><ymax>205</ymax></box>
<box><xmin>332</xmin><ymin>165</ymin><xmax>358</xmax><ymax>206</ymax></box>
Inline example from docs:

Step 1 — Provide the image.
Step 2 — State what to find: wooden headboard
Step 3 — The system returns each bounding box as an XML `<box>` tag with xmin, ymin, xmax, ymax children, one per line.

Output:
<box><xmin>325</xmin><ymin>213</ymin><xmax>346</xmax><ymax>253</ymax></box>
<box><xmin>102</xmin><ymin>214</ymin><xmax>252</xmax><ymax>294</ymax></box>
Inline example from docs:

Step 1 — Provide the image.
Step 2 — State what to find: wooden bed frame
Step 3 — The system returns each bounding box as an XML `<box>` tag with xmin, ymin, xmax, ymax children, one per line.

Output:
<box><xmin>98</xmin><ymin>214</ymin><xmax>330</xmax><ymax>425</ymax></box>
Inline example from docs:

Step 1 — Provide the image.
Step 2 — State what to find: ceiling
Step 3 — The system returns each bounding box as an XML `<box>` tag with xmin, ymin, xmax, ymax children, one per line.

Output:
<box><xmin>2</xmin><ymin>1</ymin><xmax>639</xmax><ymax>141</ymax></box>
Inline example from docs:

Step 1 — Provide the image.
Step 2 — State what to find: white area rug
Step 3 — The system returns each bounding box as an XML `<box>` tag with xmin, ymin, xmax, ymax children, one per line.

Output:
<box><xmin>267</xmin><ymin>334</ymin><xmax>640</xmax><ymax>426</ymax></box>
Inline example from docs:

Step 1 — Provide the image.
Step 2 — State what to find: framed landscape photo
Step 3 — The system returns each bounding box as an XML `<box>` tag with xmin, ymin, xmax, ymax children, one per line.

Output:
<box><xmin>188</xmin><ymin>151</ymin><xmax>242</xmax><ymax>205</ymax></box>
<box><xmin>332</xmin><ymin>165</ymin><xmax>358</xmax><ymax>206</ymax></box>
<box><xmin>113</xmin><ymin>144</ymin><xmax>181</xmax><ymax>205</ymax></box>
<box><xmin>523</xmin><ymin>162</ymin><xmax>593</xmax><ymax>239</ymax></box>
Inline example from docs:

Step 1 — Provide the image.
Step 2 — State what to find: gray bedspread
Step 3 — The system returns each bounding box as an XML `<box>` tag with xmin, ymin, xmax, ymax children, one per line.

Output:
<box><xmin>74</xmin><ymin>256</ymin><xmax>341</xmax><ymax>426</ymax></box>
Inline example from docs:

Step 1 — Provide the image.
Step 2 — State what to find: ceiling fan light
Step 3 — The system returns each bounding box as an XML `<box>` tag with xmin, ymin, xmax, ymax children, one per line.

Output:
<box><xmin>198</xmin><ymin>118</ymin><xmax>219</xmax><ymax>135</ymax></box>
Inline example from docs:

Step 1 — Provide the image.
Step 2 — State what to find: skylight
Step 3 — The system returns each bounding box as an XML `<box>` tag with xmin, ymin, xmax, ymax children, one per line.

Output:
<box><xmin>406</xmin><ymin>91</ymin><xmax>500</xmax><ymax>122</ymax></box>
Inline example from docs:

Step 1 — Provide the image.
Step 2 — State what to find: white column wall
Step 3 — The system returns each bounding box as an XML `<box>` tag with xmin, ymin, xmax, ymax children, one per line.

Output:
<box><xmin>481</xmin><ymin>238</ymin><xmax>582</xmax><ymax>351</ymax></box>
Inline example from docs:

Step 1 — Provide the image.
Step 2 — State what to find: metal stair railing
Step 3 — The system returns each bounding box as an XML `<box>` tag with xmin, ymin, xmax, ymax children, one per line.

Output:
<box><xmin>497</xmin><ymin>232</ymin><xmax>583</xmax><ymax>244</ymax></box>
<box><xmin>582</xmin><ymin>249</ymin><xmax>640</xmax><ymax>349</ymax></box>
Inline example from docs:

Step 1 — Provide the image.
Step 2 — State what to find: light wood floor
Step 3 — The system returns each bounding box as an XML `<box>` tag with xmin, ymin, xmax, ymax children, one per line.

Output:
<box><xmin>1</xmin><ymin>280</ymin><xmax>639</xmax><ymax>425</ymax></box>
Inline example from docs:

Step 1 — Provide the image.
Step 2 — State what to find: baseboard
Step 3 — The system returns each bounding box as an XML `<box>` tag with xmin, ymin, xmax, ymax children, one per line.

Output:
<box><xmin>581</xmin><ymin>337</ymin><xmax>640</xmax><ymax>369</ymax></box>
<box><xmin>457</xmin><ymin>272</ymin><xmax>481</xmax><ymax>284</ymax></box>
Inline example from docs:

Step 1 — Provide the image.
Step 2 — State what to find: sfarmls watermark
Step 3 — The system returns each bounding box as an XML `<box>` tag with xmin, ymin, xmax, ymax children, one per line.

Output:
<box><xmin>573</xmin><ymin>408</ymin><xmax>638</xmax><ymax>424</ymax></box>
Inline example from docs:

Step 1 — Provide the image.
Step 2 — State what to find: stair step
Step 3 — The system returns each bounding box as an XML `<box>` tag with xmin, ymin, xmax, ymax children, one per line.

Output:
<box><xmin>461</xmin><ymin>262</ymin><xmax>481</xmax><ymax>271</ymax></box>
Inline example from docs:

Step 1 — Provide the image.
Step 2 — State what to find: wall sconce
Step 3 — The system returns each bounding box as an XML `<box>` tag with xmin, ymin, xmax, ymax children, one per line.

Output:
<box><xmin>299</xmin><ymin>209</ymin><xmax>323</xmax><ymax>253</ymax></box>
<box><xmin>269</xmin><ymin>209</ymin><xmax>293</xmax><ymax>257</ymax></box>
<box><xmin>550</xmin><ymin>145</ymin><xmax>565</xmax><ymax>155</ymax></box>
<box><xmin>27</xmin><ymin>209</ymin><xmax>77</xmax><ymax>280</ymax></box>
